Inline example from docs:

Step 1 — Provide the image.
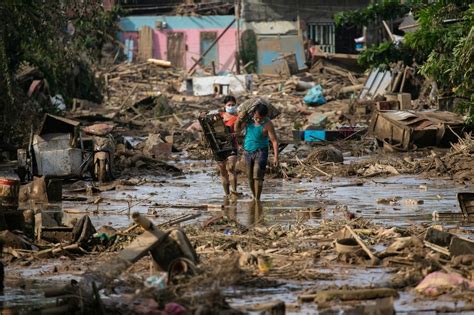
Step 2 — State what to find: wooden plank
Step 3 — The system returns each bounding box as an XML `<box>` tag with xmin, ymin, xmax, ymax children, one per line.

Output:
<box><xmin>326</xmin><ymin>52</ymin><xmax>359</xmax><ymax>60</ymax></box>
<box><xmin>449</xmin><ymin>237</ymin><xmax>474</xmax><ymax>256</ymax></box>
<box><xmin>118</xmin><ymin>230</ymin><xmax>169</xmax><ymax>263</ymax></box>
<box><xmin>314</xmin><ymin>288</ymin><xmax>398</xmax><ymax>304</ymax></box>
<box><xmin>424</xmin><ymin>240</ymin><xmax>450</xmax><ymax>256</ymax></box>
<box><xmin>138</xmin><ymin>26</ymin><xmax>153</xmax><ymax>62</ymax></box>
<box><xmin>345</xmin><ymin>225</ymin><xmax>380</xmax><ymax>264</ymax></box>
<box><xmin>167</xmin><ymin>32</ymin><xmax>185</xmax><ymax>68</ymax></box>
<box><xmin>458</xmin><ymin>192</ymin><xmax>474</xmax><ymax>216</ymax></box>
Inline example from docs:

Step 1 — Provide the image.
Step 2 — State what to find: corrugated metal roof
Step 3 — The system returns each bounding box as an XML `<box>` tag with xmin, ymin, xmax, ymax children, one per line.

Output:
<box><xmin>359</xmin><ymin>68</ymin><xmax>392</xmax><ymax>100</ymax></box>
<box><xmin>382</xmin><ymin>111</ymin><xmax>417</xmax><ymax>121</ymax></box>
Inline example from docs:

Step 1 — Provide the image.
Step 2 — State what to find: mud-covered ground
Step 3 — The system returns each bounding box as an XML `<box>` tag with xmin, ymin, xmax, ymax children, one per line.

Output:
<box><xmin>2</xmin><ymin>153</ymin><xmax>474</xmax><ymax>314</ymax></box>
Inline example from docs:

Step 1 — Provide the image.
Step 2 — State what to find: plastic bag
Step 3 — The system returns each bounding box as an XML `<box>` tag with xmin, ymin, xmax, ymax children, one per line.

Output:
<box><xmin>303</xmin><ymin>84</ymin><xmax>326</xmax><ymax>105</ymax></box>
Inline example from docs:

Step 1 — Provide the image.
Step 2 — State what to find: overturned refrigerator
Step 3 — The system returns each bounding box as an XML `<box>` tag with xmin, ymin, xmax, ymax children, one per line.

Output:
<box><xmin>30</xmin><ymin>114</ymin><xmax>84</xmax><ymax>177</ymax></box>
<box><xmin>369</xmin><ymin>110</ymin><xmax>467</xmax><ymax>151</ymax></box>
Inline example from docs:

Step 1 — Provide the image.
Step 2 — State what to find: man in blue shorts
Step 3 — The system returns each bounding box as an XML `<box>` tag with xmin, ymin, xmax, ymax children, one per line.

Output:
<box><xmin>235</xmin><ymin>102</ymin><xmax>279</xmax><ymax>200</ymax></box>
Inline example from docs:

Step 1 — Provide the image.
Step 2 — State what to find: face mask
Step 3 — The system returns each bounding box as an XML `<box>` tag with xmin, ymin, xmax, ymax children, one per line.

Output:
<box><xmin>226</xmin><ymin>106</ymin><xmax>237</xmax><ymax>114</ymax></box>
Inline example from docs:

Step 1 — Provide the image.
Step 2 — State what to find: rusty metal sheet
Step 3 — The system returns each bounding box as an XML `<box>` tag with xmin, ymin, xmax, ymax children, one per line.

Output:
<box><xmin>381</xmin><ymin>111</ymin><xmax>418</xmax><ymax>122</ymax></box>
<box><xmin>419</xmin><ymin>111</ymin><xmax>465</xmax><ymax>125</ymax></box>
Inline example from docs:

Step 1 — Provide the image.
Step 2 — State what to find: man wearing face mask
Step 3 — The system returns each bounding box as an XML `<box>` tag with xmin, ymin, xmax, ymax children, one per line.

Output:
<box><xmin>216</xmin><ymin>95</ymin><xmax>239</xmax><ymax>197</ymax></box>
<box><xmin>235</xmin><ymin>100</ymin><xmax>278</xmax><ymax>201</ymax></box>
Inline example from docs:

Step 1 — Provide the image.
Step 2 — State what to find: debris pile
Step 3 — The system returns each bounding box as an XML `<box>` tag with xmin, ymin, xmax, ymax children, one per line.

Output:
<box><xmin>98</xmin><ymin>62</ymin><xmax>184</xmax><ymax>107</ymax></box>
<box><xmin>433</xmin><ymin>133</ymin><xmax>474</xmax><ymax>183</ymax></box>
<box><xmin>5</xmin><ymin>215</ymin><xmax>469</xmax><ymax>313</ymax></box>
<box><xmin>309</xmin><ymin>59</ymin><xmax>365</xmax><ymax>101</ymax></box>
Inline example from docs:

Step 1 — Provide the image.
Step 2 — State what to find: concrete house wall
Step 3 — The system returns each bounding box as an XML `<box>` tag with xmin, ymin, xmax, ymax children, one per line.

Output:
<box><xmin>241</xmin><ymin>0</ymin><xmax>370</xmax><ymax>54</ymax></box>
<box><xmin>119</xmin><ymin>15</ymin><xmax>237</xmax><ymax>72</ymax></box>
<box><xmin>241</xmin><ymin>0</ymin><xmax>370</xmax><ymax>23</ymax></box>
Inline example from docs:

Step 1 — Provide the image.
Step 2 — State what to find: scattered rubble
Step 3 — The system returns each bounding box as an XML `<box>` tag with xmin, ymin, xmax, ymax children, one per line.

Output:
<box><xmin>2</xmin><ymin>21</ymin><xmax>474</xmax><ymax>315</ymax></box>
<box><xmin>4</xmin><ymin>213</ymin><xmax>474</xmax><ymax>313</ymax></box>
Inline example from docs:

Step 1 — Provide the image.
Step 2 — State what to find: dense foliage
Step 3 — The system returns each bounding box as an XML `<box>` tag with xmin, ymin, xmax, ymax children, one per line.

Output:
<box><xmin>334</xmin><ymin>1</ymin><xmax>412</xmax><ymax>27</ymax></box>
<box><xmin>407</xmin><ymin>3</ymin><xmax>473</xmax><ymax>121</ymax></box>
<box><xmin>0</xmin><ymin>0</ymin><xmax>121</xmax><ymax>146</ymax></box>
<box><xmin>335</xmin><ymin>1</ymin><xmax>473</xmax><ymax>121</ymax></box>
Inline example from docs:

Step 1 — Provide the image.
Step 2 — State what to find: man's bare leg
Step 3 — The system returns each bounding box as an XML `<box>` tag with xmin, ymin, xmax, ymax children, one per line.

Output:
<box><xmin>248</xmin><ymin>175</ymin><xmax>255</xmax><ymax>199</ymax></box>
<box><xmin>254</xmin><ymin>180</ymin><xmax>263</xmax><ymax>201</ymax></box>
<box><xmin>246</xmin><ymin>156</ymin><xmax>256</xmax><ymax>199</ymax></box>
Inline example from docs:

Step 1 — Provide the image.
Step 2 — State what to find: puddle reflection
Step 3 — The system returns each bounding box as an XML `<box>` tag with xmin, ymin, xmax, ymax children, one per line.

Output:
<box><xmin>246</xmin><ymin>200</ymin><xmax>264</xmax><ymax>226</ymax></box>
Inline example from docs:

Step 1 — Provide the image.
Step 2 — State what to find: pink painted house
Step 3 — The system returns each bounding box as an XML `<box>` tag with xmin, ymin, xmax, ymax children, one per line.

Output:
<box><xmin>119</xmin><ymin>15</ymin><xmax>237</xmax><ymax>73</ymax></box>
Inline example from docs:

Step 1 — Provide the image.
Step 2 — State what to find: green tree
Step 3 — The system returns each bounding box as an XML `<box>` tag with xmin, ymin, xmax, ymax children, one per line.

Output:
<box><xmin>405</xmin><ymin>2</ymin><xmax>473</xmax><ymax>120</ymax></box>
<box><xmin>335</xmin><ymin>1</ymin><xmax>473</xmax><ymax>121</ymax></box>
<box><xmin>0</xmin><ymin>0</ymin><xmax>121</xmax><ymax>146</ymax></box>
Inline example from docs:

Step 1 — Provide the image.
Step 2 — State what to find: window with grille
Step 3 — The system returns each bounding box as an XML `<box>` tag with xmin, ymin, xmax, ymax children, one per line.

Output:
<box><xmin>308</xmin><ymin>22</ymin><xmax>335</xmax><ymax>53</ymax></box>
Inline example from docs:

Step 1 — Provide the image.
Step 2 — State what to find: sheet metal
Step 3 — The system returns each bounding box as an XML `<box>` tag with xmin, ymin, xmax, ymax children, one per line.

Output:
<box><xmin>33</xmin><ymin>115</ymin><xmax>84</xmax><ymax>177</ymax></box>
<box><xmin>359</xmin><ymin>68</ymin><xmax>392</xmax><ymax>100</ymax></box>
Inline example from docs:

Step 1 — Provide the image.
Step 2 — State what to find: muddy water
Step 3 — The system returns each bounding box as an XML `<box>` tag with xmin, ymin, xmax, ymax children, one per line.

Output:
<box><xmin>61</xmin><ymin>160</ymin><xmax>472</xmax><ymax>230</ymax></box>
<box><xmin>2</xmin><ymin>264</ymin><xmax>81</xmax><ymax>312</ymax></box>
<box><xmin>4</xmin><ymin>159</ymin><xmax>474</xmax><ymax>313</ymax></box>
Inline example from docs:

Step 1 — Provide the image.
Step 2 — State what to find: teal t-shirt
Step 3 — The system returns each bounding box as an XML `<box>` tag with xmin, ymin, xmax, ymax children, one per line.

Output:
<box><xmin>244</xmin><ymin>119</ymin><xmax>270</xmax><ymax>151</ymax></box>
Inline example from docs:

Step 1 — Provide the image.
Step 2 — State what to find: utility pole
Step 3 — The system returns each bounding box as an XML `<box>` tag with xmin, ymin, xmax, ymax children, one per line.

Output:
<box><xmin>297</xmin><ymin>0</ymin><xmax>301</xmax><ymax>37</ymax></box>
<box><xmin>236</xmin><ymin>0</ymin><xmax>241</xmax><ymax>74</ymax></box>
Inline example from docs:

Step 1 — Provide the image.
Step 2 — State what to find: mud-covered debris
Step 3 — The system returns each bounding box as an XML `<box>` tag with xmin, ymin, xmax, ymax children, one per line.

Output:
<box><xmin>0</xmin><ymin>230</ymin><xmax>30</xmax><ymax>249</ymax></box>
<box><xmin>314</xmin><ymin>287</ymin><xmax>398</xmax><ymax>303</ymax></box>
<box><xmin>306</xmin><ymin>146</ymin><xmax>343</xmax><ymax>164</ymax></box>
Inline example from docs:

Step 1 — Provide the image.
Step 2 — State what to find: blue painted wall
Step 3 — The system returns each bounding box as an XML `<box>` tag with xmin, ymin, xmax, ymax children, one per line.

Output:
<box><xmin>257</xmin><ymin>35</ymin><xmax>306</xmax><ymax>73</ymax></box>
<box><xmin>120</xmin><ymin>15</ymin><xmax>237</xmax><ymax>32</ymax></box>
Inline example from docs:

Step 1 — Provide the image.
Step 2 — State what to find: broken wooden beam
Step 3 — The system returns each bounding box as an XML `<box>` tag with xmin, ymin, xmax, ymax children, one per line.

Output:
<box><xmin>340</xmin><ymin>84</ymin><xmax>364</xmax><ymax>94</ymax></box>
<box><xmin>314</xmin><ymin>288</ymin><xmax>398</xmax><ymax>304</ymax></box>
<box><xmin>424</xmin><ymin>226</ymin><xmax>474</xmax><ymax>257</ymax></box>
<box><xmin>345</xmin><ymin>225</ymin><xmax>380</xmax><ymax>265</ymax></box>
<box><xmin>147</xmin><ymin>58</ymin><xmax>172</xmax><ymax>68</ymax></box>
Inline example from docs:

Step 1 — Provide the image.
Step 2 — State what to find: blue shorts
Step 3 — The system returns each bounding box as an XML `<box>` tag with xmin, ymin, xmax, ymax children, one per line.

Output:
<box><xmin>244</xmin><ymin>148</ymin><xmax>269</xmax><ymax>180</ymax></box>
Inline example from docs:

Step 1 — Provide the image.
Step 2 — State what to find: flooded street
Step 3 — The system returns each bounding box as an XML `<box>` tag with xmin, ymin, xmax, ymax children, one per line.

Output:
<box><xmin>2</xmin><ymin>0</ymin><xmax>474</xmax><ymax>313</ymax></box>
<box><xmin>61</xmin><ymin>158</ymin><xmax>472</xmax><ymax>230</ymax></box>
<box><xmin>4</xmin><ymin>157</ymin><xmax>473</xmax><ymax>314</ymax></box>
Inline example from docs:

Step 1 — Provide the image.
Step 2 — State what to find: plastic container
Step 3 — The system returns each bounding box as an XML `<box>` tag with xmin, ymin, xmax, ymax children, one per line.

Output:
<box><xmin>335</xmin><ymin>238</ymin><xmax>362</xmax><ymax>254</ymax></box>
<box><xmin>304</xmin><ymin>130</ymin><xmax>326</xmax><ymax>142</ymax></box>
<box><xmin>0</xmin><ymin>177</ymin><xmax>20</xmax><ymax>208</ymax></box>
<box><xmin>144</xmin><ymin>273</ymin><xmax>168</xmax><ymax>289</ymax></box>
